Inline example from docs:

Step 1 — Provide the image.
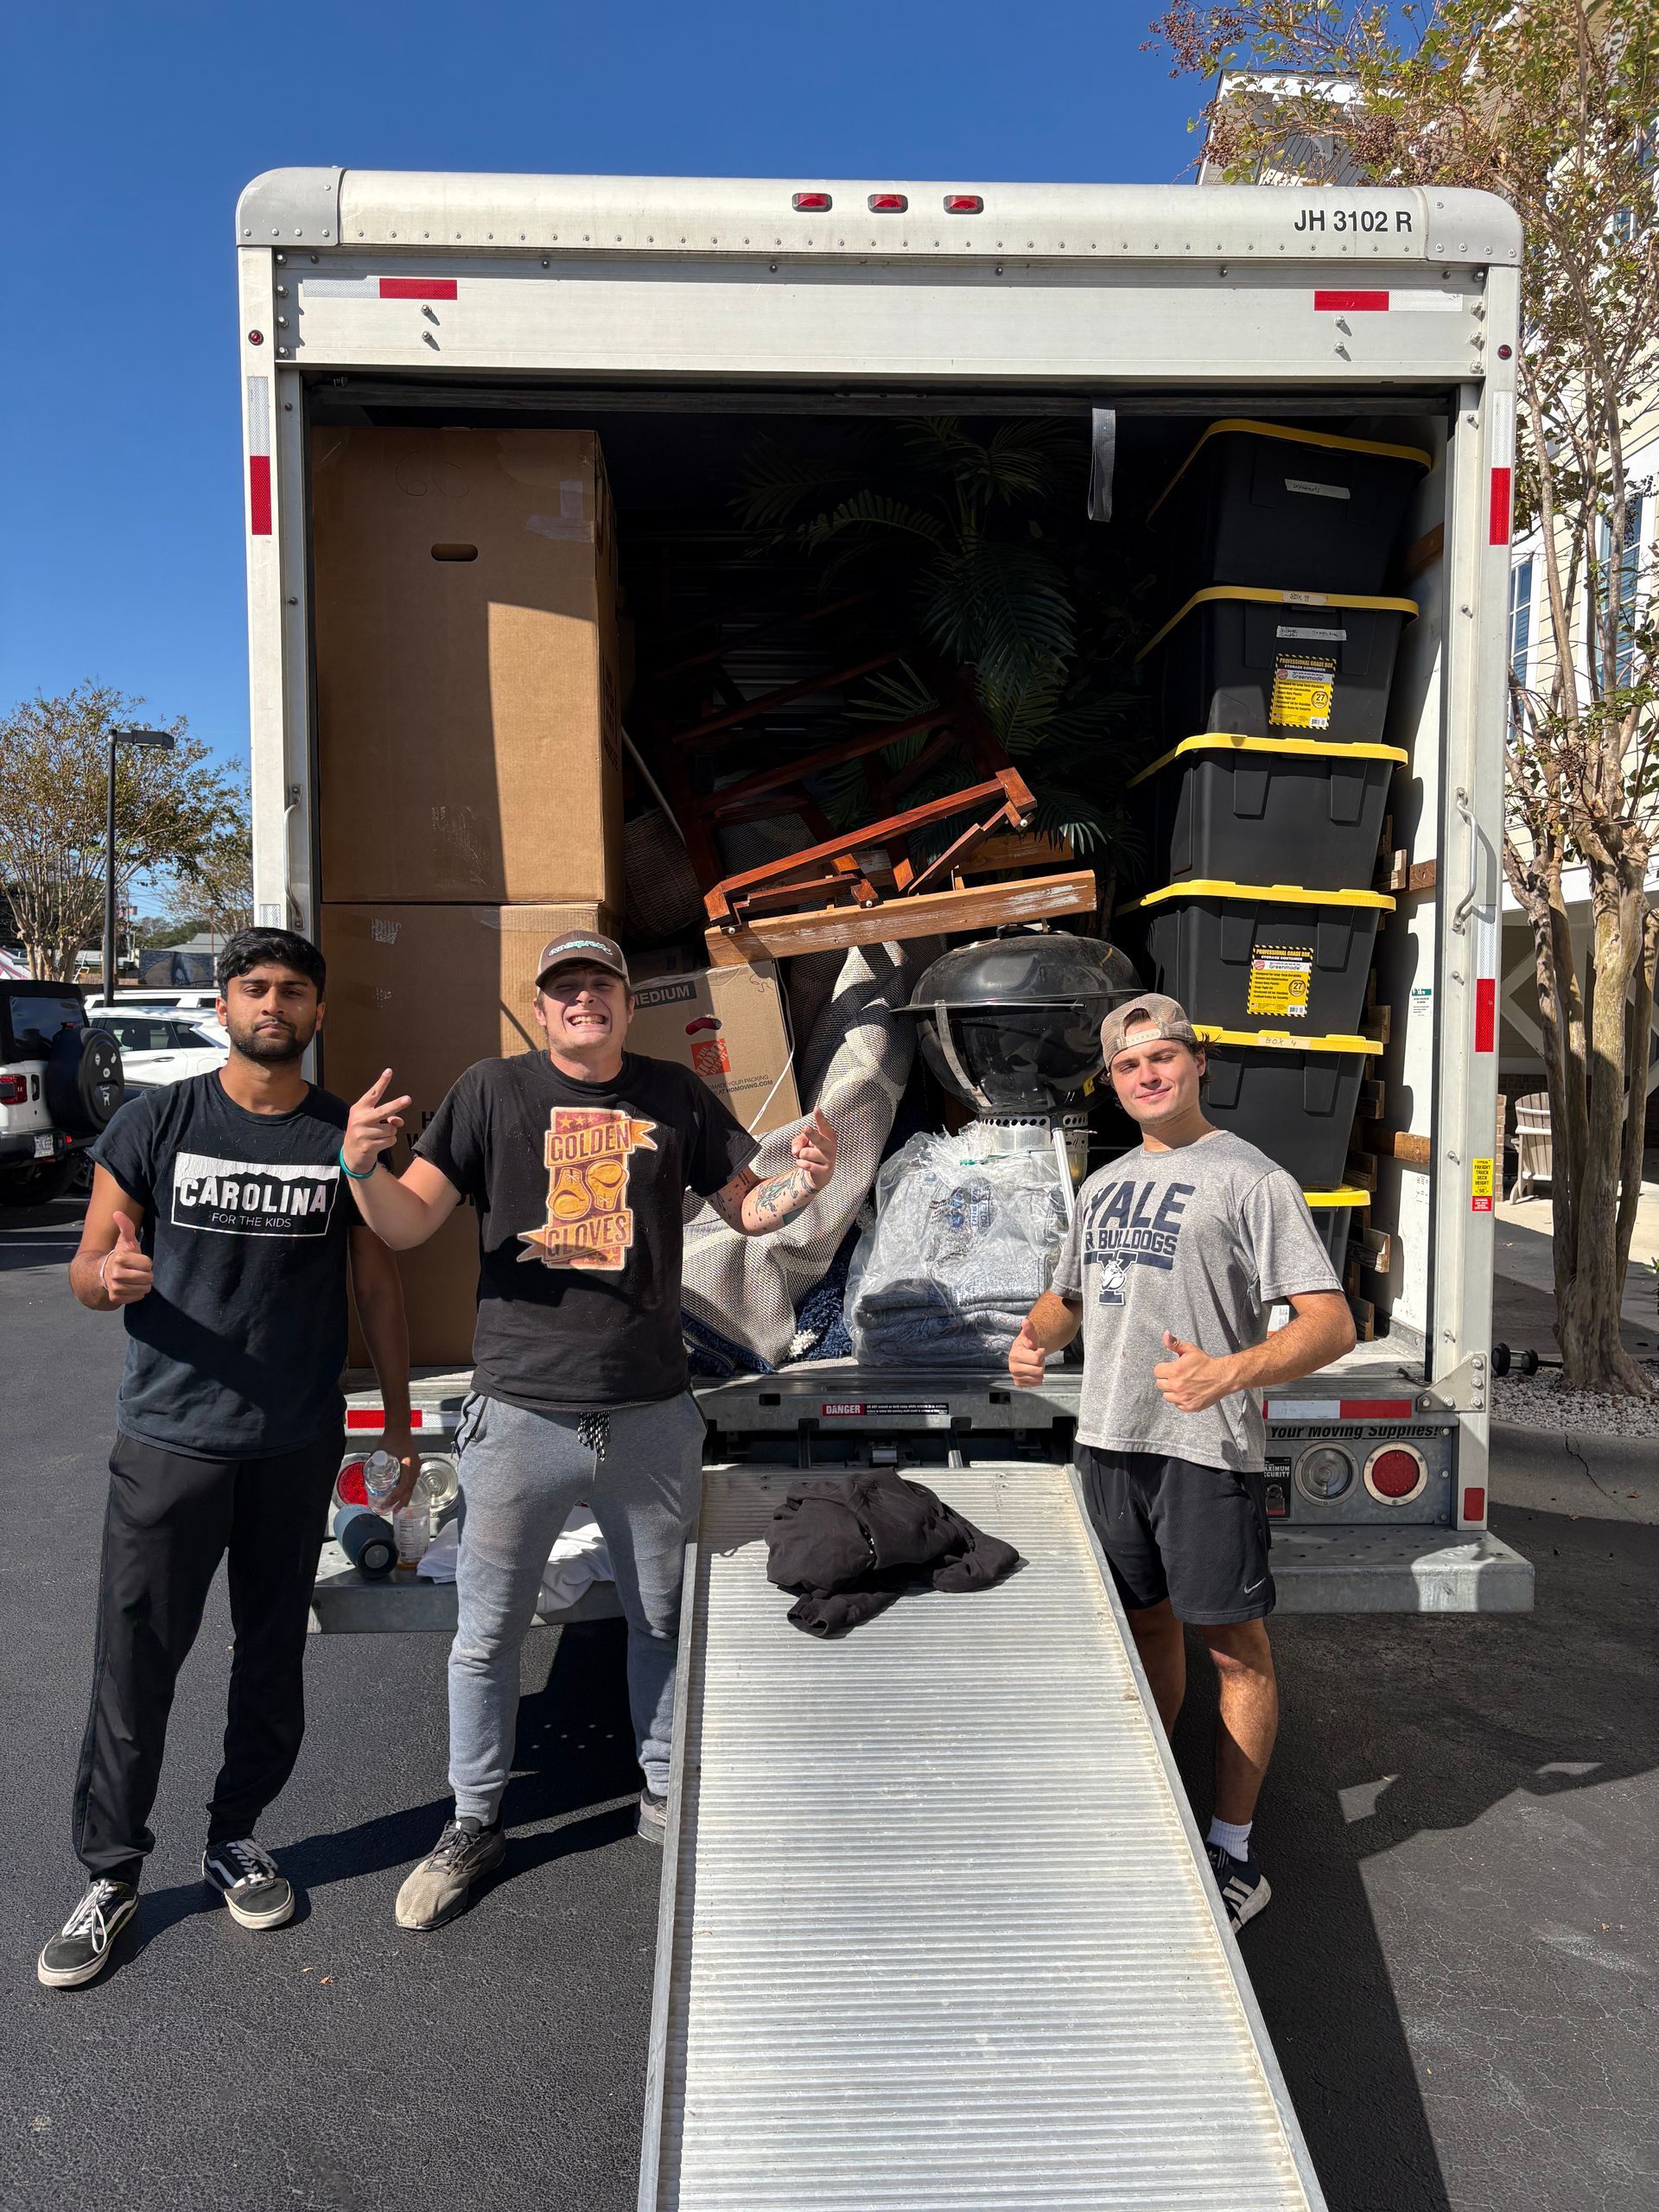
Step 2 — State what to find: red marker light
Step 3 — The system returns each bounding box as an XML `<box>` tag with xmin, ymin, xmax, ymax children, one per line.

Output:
<box><xmin>868</xmin><ymin>193</ymin><xmax>909</xmax><ymax>213</ymax></box>
<box><xmin>791</xmin><ymin>192</ymin><xmax>832</xmax><ymax>212</ymax></box>
<box><xmin>944</xmin><ymin>194</ymin><xmax>983</xmax><ymax>213</ymax></box>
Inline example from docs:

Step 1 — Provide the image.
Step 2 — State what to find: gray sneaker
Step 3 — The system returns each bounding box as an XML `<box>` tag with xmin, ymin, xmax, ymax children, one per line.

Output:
<box><xmin>636</xmin><ymin>1789</ymin><xmax>668</xmax><ymax>1845</ymax></box>
<box><xmin>395</xmin><ymin>1816</ymin><xmax>506</xmax><ymax>1930</ymax></box>
<box><xmin>37</xmin><ymin>1878</ymin><xmax>138</xmax><ymax>1988</ymax></box>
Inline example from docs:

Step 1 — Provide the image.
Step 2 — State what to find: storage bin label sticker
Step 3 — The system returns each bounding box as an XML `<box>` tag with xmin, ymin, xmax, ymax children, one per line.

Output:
<box><xmin>1471</xmin><ymin>1156</ymin><xmax>1494</xmax><ymax>1214</ymax></box>
<box><xmin>1276</xmin><ymin>625</ymin><xmax>1347</xmax><ymax>642</ymax></box>
<box><xmin>1247</xmin><ymin>946</ymin><xmax>1313</xmax><ymax>1018</ymax></box>
<box><xmin>1284</xmin><ymin>477</ymin><xmax>1351</xmax><ymax>500</ymax></box>
<box><xmin>1270</xmin><ymin>652</ymin><xmax>1336</xmax><ymax>730</ymax></box>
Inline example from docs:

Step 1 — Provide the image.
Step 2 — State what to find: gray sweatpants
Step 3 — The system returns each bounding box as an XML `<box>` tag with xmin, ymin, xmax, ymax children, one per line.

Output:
<box><xmin>448</xmin><ymin>1390</ymin><xmax>706</xmax><ymax>1817</ymax></box>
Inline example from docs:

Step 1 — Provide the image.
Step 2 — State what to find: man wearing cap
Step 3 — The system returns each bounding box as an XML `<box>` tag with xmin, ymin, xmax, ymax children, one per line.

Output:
<box><xmin>340</xmin><ymin>932</ymin><xmax>837</xmax><ymax>1929</ymax></box>
<box><xmin>1009</xmin><ymin>993</ymin><xmax>1353</xmax><ymax>1931</ymax></box>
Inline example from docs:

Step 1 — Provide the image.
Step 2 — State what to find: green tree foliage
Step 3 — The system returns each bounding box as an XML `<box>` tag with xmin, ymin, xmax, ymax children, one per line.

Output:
<box><xmin>736</xmin><ymin>416</ymin><xmax>1155</xmax><ymax>865</ymax></box>
<box><xmin>0</xmin><ymin>684</ymin><xmax>240</xmax><ymax>985</ymax></box>
<box><xmin>1152</xmin><ymin>0</ymin><xmax>1659</xmax><ymax>1395</ymax></box>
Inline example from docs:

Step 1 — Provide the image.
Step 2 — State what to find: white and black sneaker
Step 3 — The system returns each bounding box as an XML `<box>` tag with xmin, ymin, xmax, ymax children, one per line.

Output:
<box><xmin>203</xmin><ymin>1838</ymin><xmax>295</xmax><ymax>1929</ymax></box>
<box><xmin>636</xmin><ymin>1789</ymin><xmax>668</xmax><ymax>1846</ymax></box>
<box><xmin>37</xmin><ymin>1878</ymin><xmax>139</xmax><ymax>1988</ymax></box>
<box><xmin>1208</xmin><ymin>1842</ymin><xmax>1271</xmax><ymax>1933</ymax></box>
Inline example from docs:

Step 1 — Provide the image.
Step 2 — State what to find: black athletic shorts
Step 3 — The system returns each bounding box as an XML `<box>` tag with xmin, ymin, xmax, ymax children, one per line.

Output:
<box><xmin>1077</xmin><ymin>1446</ymin><xmax>1275</xmax><ymax>1625</ymax></box>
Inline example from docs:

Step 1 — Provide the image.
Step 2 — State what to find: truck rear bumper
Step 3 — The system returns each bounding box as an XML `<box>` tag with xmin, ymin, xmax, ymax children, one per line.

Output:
<box><xmin>1272</xmin><ymin>1525</ymin><xmax>1533</xmax><ymax>1612</ymax></box>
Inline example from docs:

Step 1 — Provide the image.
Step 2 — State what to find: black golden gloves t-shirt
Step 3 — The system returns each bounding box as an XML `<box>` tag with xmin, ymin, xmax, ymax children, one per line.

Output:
<box><xmin>414</xmin><ymin>1050</ymin><xmax>758</xmax><ymax>1413</ymax></box>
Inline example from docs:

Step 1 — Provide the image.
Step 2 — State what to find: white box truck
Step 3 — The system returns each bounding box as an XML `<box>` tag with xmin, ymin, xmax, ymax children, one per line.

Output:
<box><xmin>239</xmin><ymin>168</ymin><xmax>1531</xmax><ymax>2210</ymax></box>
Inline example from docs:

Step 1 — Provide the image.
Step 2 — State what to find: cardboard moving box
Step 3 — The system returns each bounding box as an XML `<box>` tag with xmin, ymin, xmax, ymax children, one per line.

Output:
<box><xmin>628</xmin><ymin>963</ymin><xmax>800</xmax><ymax>1139</ymax></box>
<box><xmin>311</xmin><ymin>427</ymin><xmax>623</xmax><ymax>908</ymax></box>
<box><xmin>322</xmin><ymin>900</ymin><xmax>617</xmax><ymax>1368</ymax></box>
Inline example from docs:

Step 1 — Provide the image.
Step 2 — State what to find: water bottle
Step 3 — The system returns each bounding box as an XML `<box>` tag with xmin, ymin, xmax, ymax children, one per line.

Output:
<box><xmin>362</xmin><ymin>1449</ymin><xmax>400</xmax><ymax>1512</ymax></box>
<box><xmin>392</xmin><ymin>1502</ymin><xmax>430</xmax><ymax>1573</ymax></box>
<box><xmin>334</xmin><ymin>1502</ymin><xmax>397</xmax><ymax>1579</ymax></box>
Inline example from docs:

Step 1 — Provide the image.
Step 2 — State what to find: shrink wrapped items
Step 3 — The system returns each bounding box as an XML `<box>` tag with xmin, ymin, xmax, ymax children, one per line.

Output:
<box><xmin>848</xmin><ymin>1126</ymin><xmax>1070</xmax><ymax>1369</ymax></box>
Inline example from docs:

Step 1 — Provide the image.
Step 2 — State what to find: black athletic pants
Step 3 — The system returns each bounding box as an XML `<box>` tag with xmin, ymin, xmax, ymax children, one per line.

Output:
<box><xmin>73</xmin><ymin>1430</ymin><xmax>341</xmax><ymax>1886</ymax></box>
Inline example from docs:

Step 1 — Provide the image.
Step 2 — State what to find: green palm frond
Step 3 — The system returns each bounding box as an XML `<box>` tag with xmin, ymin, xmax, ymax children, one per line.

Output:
<box><xmin>919</xmin><ymin>539</ymin><xmax>1075</xmax><ymax>681</ymax></box>
<box><xmin>799</xmin><ymin>490</ymin><xmax>949</xmax><ymax>552</ymax></box>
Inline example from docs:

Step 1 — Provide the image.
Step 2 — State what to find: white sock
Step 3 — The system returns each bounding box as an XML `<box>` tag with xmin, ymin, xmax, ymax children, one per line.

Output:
<box><xmin>1207</xmin><ymin>1815</ymin><xmax>1252</xmax><ymax>1861</ymax></box>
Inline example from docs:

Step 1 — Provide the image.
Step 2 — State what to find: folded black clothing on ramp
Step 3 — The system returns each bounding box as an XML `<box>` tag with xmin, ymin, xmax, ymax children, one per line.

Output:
<box><xmin>766</xmin><ymin>1469</ymin><xmax>1021</xmax><ymax>1637</ymax></box>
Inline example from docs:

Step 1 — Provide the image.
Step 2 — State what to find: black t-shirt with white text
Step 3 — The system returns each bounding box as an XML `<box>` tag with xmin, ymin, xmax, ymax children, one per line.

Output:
<box><xmin>414</xmin><ymin>1050</ymin><xmax>758</xmax><ymax>1414</ymax></box>
<box><xmin>91</xmin><ymin>1074</ymin><xmax>359</xmax><ymax>1459</ymax></box>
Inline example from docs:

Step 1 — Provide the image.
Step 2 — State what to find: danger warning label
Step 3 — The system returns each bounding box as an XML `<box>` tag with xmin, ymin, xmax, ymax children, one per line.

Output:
<box><xmin>1247</xmin><ymin>946</ymin><xmax>1313</xmax><ymax>1018</ymax></box>
<box><xmin>1270</xmin><ymin>652</ymin><xmax>1336</xmax><ymax>731</ymax></box>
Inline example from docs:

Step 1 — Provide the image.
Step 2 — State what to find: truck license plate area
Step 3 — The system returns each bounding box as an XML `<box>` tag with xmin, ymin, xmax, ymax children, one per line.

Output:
<box><xmin>33</xmin><ymin>1134</ymin><xmax>54</xmax><ymax>1159</ymax></box>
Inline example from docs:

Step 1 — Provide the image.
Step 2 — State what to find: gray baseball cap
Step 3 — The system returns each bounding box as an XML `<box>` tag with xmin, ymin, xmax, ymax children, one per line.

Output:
<box><xmin>536</xmin><ymin>930</ymin><xmax>631</xmax><ymax>988</ymax></box>
<box><xmin>1100</xmin><ymin>991</ymin><xmax>1199</xmax><ymax>1066</ymax></box>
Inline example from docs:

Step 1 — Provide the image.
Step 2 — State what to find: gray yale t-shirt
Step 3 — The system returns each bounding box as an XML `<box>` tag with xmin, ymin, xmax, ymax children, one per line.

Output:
<box><xmin>1050</xmin><ymin>1130</ymin><xmax>1340</xmax><ymax>1472</ymax></box>
<box><xmin>91</xmin><ymin>1073</ymin><xmax>359</xmax><ymax>1459</ymax></box>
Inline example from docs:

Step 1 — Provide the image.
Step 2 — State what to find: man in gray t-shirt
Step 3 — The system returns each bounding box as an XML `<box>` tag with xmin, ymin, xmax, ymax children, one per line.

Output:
<box><xmin>1009</xmin><ymin>993</ymin><xmax>1353</xmax><ymax>1934</ymax></box>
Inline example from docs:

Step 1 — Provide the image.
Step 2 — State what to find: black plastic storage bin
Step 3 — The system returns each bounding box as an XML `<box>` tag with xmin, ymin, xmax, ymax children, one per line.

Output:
<box><xmin>1147</xmin><ymin>419</ymin><xmax>1432</xmax><ymax>597</ymax></box>
<box><xmin>1196</xmin><ymin>1028</ymin><xmax>1379</xmax><ymax>1189</ymax></box>
<box><xmin>1136</xmin><ymin>588</ymin><xmax>1416</xmax><ymax>747</ymax></box>
<box><xmin>1129</xmin><ymin>734</ymin><xmax>1404</xmax><ymax>891</ymax></box>
<box><xmin>1124</xmin><ymin>880</ymin><xmax>1394</xmax><ymax>1039</ymax></box>
<box><xmin>1303</xmin><ymin>1185</ymin><xmax>1371</xmax><ymax>1274</ymax></box>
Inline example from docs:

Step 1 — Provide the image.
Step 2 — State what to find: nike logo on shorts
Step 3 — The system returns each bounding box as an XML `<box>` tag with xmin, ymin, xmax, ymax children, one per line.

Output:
<box><xmin>1243</xmin><ymin>1576</ymin><xmax>1267</xmax><ymax>1594</ymax></box>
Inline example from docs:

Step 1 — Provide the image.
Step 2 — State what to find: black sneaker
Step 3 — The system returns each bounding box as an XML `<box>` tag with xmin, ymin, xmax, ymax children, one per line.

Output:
<box><xmin>636</xmin><ymin>1789</ymin><xmax>668</xmax><ymax>1845</ymax></box>
<box><xmin>1208</xmin><ymin>1842</ymin><xmax>1271</xmax><ymax>1933</ymax></box>
<box><xmin>37</xmin><ymin>1879</ymin><xmax>138</xmax><ymax>1988</ymax></box>
<box><xmin>203</xmin><ymin>1838</ymin><xmax>295</xmax><ymax>1929</ymax></box>
<box><xmin>395</xmin><ymin>1815</ymin><xmax>506</xmax><ymax>1931</ymax></box>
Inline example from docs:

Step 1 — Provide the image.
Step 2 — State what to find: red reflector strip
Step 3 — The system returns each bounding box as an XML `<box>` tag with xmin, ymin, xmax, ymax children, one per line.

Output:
<box><xmin>249</xmin><ymin>455</ymin><xmax>272</xmax><ymax>537</ymax></box>
<box><xmin>1339</xmin><ymin>1398</ymin><xmax>1416</xmax><ymax>1420</ymax></box>
<box><xmin>1474</xmin><ymin>976</ymin><xmax>1497</xmax><ymax>1051</ymax></box>
<box><xmin>1463</xmin><ymin>1486</ymin><xmax>1487</xmax><ymax>1522</ymax></box>
<box><xmin>345</xmin><ymin>1408</ymin><xmax>426</xmax><ymax>1430</ymax></box>
<box><xmin>1489</xmin><ymin>465</ymin><xmax>1513</xmax><ymax>544</ymax></box>
<box><xmin>378</xmin><ymin>277</ymin><xmax>458</xmax><ymax>301</ymax></box>
<box><xmin>1314</xmin><ymin>289</ymin><xmax>1389</xmax><ymax>312</ymax></box>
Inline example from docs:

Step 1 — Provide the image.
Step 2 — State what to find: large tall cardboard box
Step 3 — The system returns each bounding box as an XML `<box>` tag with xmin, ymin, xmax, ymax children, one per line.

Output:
<box><xmin>322</xmin><ymin>900</ymin><xmax>617</xmax><ymax>1368</ymax></box>
<box><xmin>311</xmin><ymin>427</ymin><xmax>623</xmax><ymax>907</ymax></box>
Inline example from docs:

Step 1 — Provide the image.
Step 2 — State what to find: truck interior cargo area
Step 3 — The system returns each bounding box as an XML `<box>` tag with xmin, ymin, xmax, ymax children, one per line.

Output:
<box><xmin>304</xmin><ymin>376</ymin><xmax>1452</xmax><ymax>1383</ymax></box>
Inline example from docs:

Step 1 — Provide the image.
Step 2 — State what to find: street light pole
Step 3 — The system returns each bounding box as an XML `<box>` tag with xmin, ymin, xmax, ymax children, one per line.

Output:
<box><xmin>102</xmin><ymin>727</ymin><xmax>175</xmax><ymax>1001</ymax></box>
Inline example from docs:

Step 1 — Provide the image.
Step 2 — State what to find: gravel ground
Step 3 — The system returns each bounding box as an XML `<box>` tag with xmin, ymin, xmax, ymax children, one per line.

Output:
<box><xmin>1494</xmin><ymin>1363</ymin><xmax>1659</xmax><ymax>1437</ymax></box>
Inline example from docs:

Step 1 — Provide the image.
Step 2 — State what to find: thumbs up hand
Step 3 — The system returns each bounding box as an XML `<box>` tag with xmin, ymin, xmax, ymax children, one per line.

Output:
<box><xmin>100</xmin><ymin>1211</ymin><xmax>154</xmax><ymax>1306</ymax></box>
<box><xmin>1153</xmin><ymin>1330</ymin><xmax>1236</xmax><ymax>1413</ymax></box>
<box><xmin>1007</xmin><ymin>1315</ymin><xmax>1049</xmax><ymax>1389</ymax></box>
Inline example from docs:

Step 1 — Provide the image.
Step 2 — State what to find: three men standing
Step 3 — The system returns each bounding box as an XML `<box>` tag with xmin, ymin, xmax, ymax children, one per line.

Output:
<box><xmin>340</xmin><ymin>931</ymin><xmax>836</xmax><ymax>1929</ymax></box>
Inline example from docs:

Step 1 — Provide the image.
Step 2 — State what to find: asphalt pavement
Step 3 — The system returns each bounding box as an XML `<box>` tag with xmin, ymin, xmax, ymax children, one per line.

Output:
<box><xmin>3</xmin><ymin>1192</ymin><xmax>1655</xmax><ymax>2212</ymax></box>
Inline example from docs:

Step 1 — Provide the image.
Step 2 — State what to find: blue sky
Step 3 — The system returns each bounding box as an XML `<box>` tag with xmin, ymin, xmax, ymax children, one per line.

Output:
<box><xmin>2</xmin><ymin>3</ymin><xmax>1204</xmax><ymax>779</ymax></box>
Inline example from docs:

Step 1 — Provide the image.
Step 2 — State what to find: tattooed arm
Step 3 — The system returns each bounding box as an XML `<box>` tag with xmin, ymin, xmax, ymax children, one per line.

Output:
<box><xmin>707</xmin><ymin>1109</ymin><xmax>838</xmax><ymax>1238</ymax></box>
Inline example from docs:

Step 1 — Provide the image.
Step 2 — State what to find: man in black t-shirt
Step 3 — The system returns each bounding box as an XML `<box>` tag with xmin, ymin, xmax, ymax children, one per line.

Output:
<box><xmin>36</xmin><ymin>930</ymin><xmax>412</xmax><ymax>1991</ymax></box>
<box><xmin>342</xmin><ymin>930</ymin><xmax>837</xmax><ymax>1930</ymax></box>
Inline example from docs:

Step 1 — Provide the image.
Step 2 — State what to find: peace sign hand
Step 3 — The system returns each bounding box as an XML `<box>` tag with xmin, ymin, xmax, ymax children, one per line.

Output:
<box><xmin>344</xmin><ymin>1070</ymin><xmax>411</xmax><ymax>1178</ymax></box>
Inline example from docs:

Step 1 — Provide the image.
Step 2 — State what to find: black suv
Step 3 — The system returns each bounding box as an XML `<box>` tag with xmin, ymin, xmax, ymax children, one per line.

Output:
<box><xmin>0</xmin><ymin>982</ymin><xmax>125</xmax><ymax>1205</ymax></box>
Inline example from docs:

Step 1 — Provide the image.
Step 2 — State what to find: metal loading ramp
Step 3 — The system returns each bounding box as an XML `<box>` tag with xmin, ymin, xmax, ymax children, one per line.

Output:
<box><xmin>639</xmin><ymin>1465</ymin><xmax>1325</xmax><ymax>2212</ymax></box>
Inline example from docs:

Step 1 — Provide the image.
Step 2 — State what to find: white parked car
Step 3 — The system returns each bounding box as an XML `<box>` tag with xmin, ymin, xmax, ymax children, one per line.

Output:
<box><xmin>93</xmin><ymin>1010</ymin><xmax>228</xmax><ymax>1089</ymax></box>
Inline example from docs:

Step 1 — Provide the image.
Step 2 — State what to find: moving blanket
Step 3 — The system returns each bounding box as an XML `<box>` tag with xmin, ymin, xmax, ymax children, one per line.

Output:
<box><xmin>680</xmin><ymin>939</ymin><xmax>931</xmax><ymax>1372</ymax></box>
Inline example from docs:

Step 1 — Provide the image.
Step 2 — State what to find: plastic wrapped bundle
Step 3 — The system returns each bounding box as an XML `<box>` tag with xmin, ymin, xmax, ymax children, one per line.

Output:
<box><xmin>848</xmin><ymin>1127</ymin><xmax>1070</xmax><ymax>1368</ymax></box>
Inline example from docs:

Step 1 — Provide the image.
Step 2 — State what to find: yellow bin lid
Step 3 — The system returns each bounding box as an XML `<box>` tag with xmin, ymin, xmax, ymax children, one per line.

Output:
<box><xmin>1122</xmin><ymin>878</ymin><xmax>1395</xmax><ymax>914</ymax></box>
<box><xmin>1128</xmin><ymin>732</ymin><xmax>1408</xmax><ymax>790</ymax></box>
<box><xmin>1149</xmin><ymin>418</ymin><xmax>1433</xmax><ymax>524</ymax></box>
<box><xmin>1135</xmin><ymin>584</ymin><xmax>1420</xmax><ymax>664</ymax></box>
<box><xmin>1301</xmin><ymin>1185</ymin><xmax>1372</xmax><ymax>1209</ymax></box>
<box><xmin>1194</xmin><ymin>1025</ymin><xmax>1382</xmax><ymax>1056</ymax></box>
